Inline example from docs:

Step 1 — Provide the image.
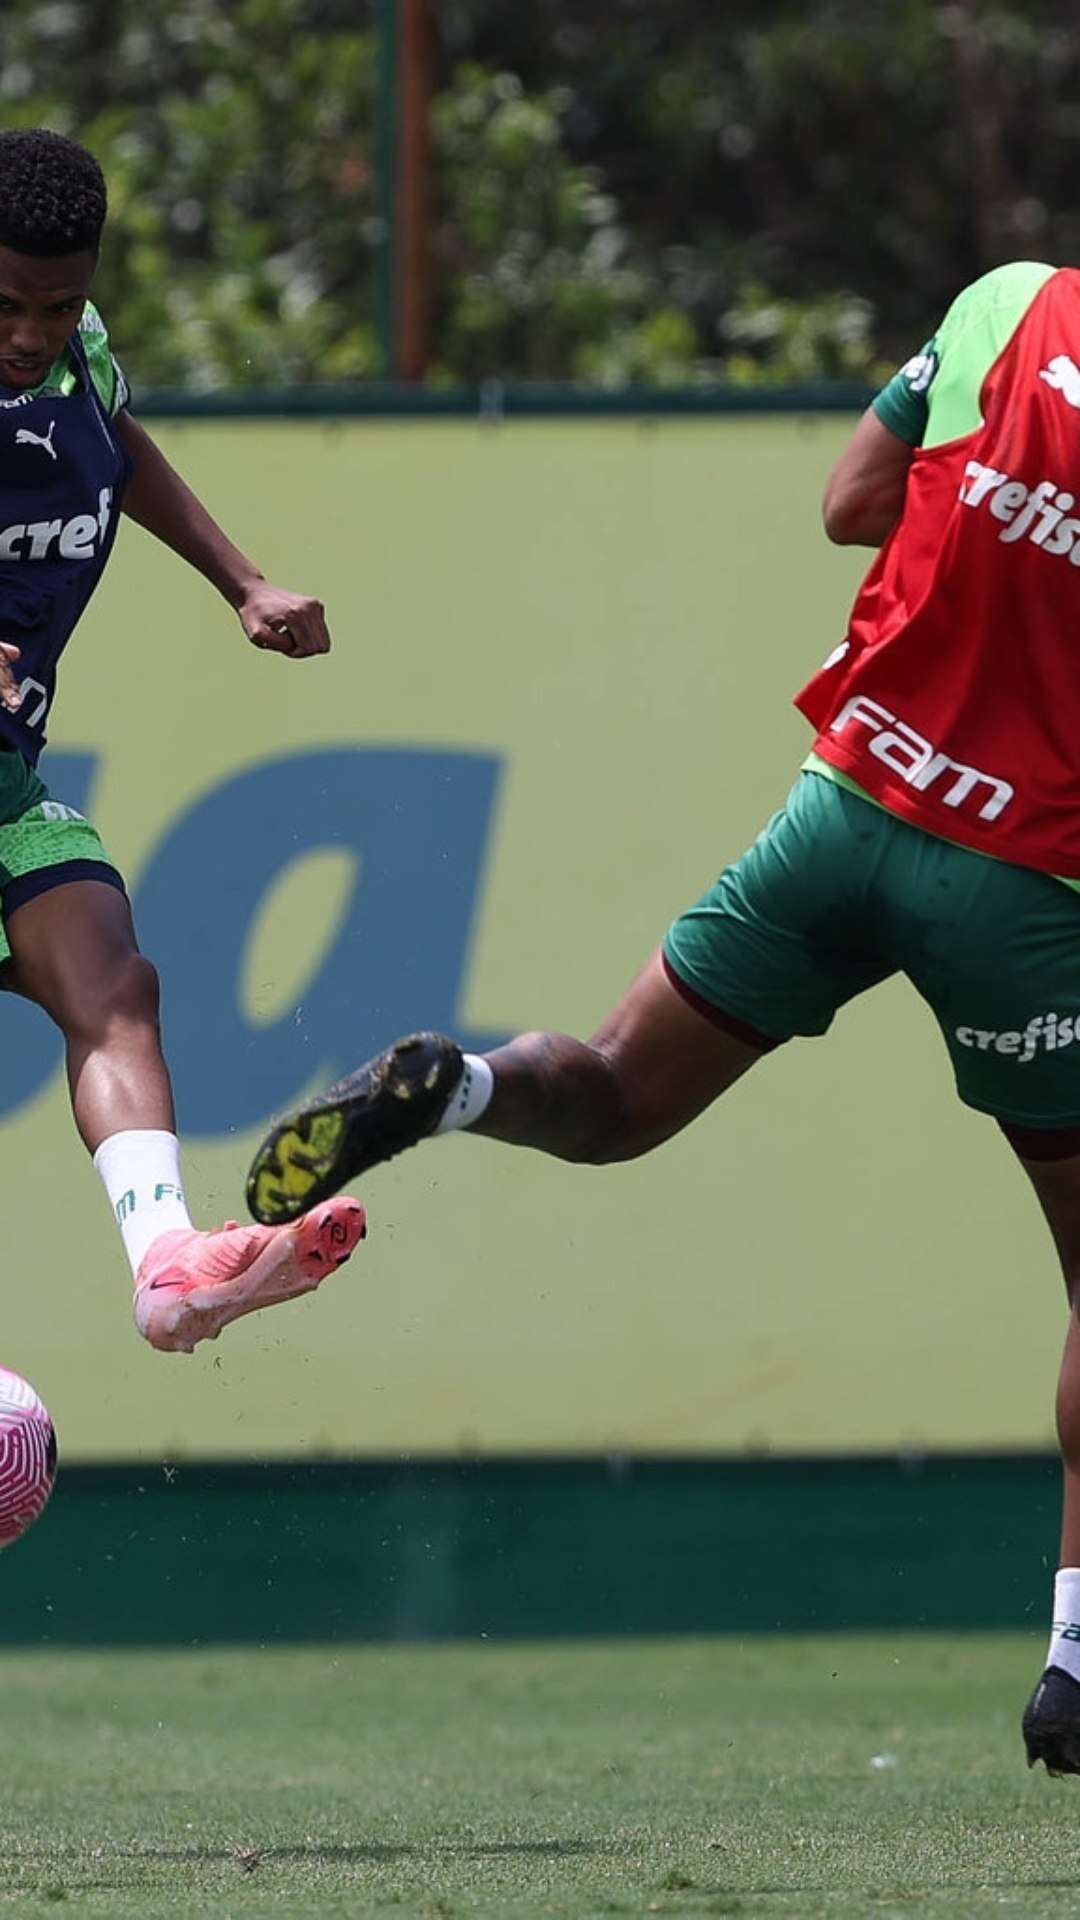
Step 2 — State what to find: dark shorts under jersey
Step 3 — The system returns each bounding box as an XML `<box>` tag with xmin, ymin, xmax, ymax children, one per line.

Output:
<box><xmin>663</xmin><ymin>770</ymin><xmax>1080</xmax><ymax>1133</ymax></box>
<box><xmin>0</xmin><ymin>748</ymin><xmax>124</xmax><ymax>967</ymax></box>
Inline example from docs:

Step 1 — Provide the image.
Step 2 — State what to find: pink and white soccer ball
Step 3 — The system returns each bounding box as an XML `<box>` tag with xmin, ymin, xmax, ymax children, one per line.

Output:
<box><xmin>0</xmin><ymin>1368</ymin><xmax>56</xmax><ymax>1546</ymax></box>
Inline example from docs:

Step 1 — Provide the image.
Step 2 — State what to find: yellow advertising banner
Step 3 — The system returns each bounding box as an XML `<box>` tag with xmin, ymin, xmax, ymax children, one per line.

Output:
<box><xmin>7</xmin><ymin>414</ymin><xmax>1061</xmax><ymax>1458</ymax></box>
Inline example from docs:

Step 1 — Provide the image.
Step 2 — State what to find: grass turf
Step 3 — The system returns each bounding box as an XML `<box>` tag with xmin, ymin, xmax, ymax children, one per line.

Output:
<box><xmin>0</xmin><ymin>1633</ymin><xmax>1076</xmax><ymax>1918</ymax></box>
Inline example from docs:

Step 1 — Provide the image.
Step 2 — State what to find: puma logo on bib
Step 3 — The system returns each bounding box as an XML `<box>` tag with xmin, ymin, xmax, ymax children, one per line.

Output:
<box><xmin>1039</xmin><ymin>355</ymin><xmax>1080</xmax><ymax>409</ymax></box>
<box><xmin>14</xmin><ymin>420</ymin><xmax>57</xmax><ymax>460</ymax></box>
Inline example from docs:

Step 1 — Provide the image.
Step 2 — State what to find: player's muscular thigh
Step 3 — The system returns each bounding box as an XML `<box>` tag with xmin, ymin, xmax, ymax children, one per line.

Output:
<box><xmin>5</xmin><ymin>880</ymin><xmax>155</xmax><ymax>1034</ymax></box>
<box><xmin>587</xmin><ymin>947</ymin><xmax>766</xmax><ymax>1156</ymax></box>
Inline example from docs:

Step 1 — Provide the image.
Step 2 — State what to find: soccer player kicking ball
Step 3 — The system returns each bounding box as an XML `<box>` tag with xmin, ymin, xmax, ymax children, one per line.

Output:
<box><xmin>249</xmin><ymin>260</ymin><xmax>1080</xmax><ymax>1770</ymax></box>
<box><xmin>0</xmin><ymin>129</ymin><xmax>364</xmax><ymax>1354</ymax></box>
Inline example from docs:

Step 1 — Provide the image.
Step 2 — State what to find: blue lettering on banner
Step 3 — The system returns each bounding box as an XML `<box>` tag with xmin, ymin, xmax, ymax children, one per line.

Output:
<box><xmin>135</xmin><ymin>747</ymin><xmax>505</xmax><ymax>1134</ymax></box>
<box><xmin>0</xmin><ymin>746</ymin><xmax>506</xmax><ymax>1134</ymax></box>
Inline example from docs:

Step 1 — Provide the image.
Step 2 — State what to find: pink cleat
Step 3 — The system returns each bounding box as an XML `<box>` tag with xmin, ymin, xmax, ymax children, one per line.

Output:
<box><xmin>133</xmin><ymin>1198</ymin><xmax>366</xmax><ymax>1353</ymax></box>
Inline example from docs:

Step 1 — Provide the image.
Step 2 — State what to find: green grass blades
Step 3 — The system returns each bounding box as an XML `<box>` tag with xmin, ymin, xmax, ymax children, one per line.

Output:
<box><xmin>0</xmin><ymin>1633</ymin><xmax>1073</xmax><ymax>1918</ymax></box>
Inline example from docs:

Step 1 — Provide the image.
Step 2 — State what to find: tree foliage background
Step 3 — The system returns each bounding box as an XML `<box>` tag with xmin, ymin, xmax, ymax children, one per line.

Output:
<box><xmin>3</xmin><ymin>0</ymin><xmax>1080</xmax><ymax>392</ymax></box>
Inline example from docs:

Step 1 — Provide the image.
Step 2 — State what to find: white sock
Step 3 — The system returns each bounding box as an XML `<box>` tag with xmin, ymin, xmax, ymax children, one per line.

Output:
<box><xmin>1047</xmin><ymin>1567</ymin><xmax>1080</xmax><ymax>1681</ymax></box>
<box><xmin>93</xmin><ymin>1129</ymin><xmax>194</xmax><ymax>1279</ymax></box>
<box><xmin>433</xmin><ymin>1054</ymin><xmax>494</xmax><ymax>1134</ymax></box>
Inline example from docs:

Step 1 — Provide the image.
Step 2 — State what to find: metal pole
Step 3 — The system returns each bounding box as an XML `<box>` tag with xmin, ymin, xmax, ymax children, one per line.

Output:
<box><xmin>396</xmin><ymin>0</ymin><xmax>433</xmax><ymax>381</ymax></box>
<box><xmin>374</xmin><ymin>0</ymin><xmax>398</xmax><ymax>379</ymax></box>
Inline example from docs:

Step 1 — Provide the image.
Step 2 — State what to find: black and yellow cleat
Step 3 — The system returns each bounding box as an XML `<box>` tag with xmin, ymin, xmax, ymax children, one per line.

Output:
<box><xmin>1022</xmin><ymin>1665</ymin><xmax>1080</xmax><ymax>1775</ymax></box>
<box><xmin>246</xmin><ymin>1032</ymin><xmax>464</xmax><ymax>1225</ymax></box>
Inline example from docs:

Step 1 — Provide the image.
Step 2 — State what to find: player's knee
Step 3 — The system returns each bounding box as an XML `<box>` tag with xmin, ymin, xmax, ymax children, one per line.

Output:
<box><xmin>110</xmin><ymin>952</ymin><xmax>161</xmax><ymax>1027</ymax></box>
<box><xmin>66</xmin><ymin>951</ymin><xmax>161</xmax><ymax>1042</ymax></box>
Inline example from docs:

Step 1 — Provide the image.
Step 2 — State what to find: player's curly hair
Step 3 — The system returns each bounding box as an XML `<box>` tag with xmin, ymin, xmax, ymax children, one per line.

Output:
<box><xmin>0</xmin><ymin>129</ymin><xmax>106</xmax><ymax>257</ymax></box>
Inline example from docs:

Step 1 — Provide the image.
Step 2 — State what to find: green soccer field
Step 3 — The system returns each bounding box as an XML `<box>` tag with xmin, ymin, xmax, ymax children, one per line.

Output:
<box><xmin>3</xmin><ymin>1633</ymin><xmax>1077</xmax><ymax>1919</ymax></box>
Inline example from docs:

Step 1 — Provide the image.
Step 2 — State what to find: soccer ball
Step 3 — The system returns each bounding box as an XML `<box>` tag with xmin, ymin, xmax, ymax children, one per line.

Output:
<box><xmin>0</xmin><ymin>1368</ymin><xmax>56</xmax><ymax>1546</ymax></box>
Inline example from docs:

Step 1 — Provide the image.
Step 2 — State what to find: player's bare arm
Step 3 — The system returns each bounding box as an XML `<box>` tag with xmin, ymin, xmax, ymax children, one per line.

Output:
<box><xmin>115</xmin><ymin>412</ymin><xmax>330</xmax><ymax>658</ymax></box>
<box><xmin>822</xmin><ymin>407</ymin><xmax>914</xmax><ymax>547</ymax></box>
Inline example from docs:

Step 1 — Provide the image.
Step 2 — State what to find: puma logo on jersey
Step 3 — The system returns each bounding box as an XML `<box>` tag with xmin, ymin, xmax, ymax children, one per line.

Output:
<box><xmin>1039</xmin><ymin>355</ymin><xmax>1080</xmax><ymax>409</ymax></box>
<box><xmin>14</xmin><ymin>420</ymin><xmax>57</xmax><ymax>459</ymax></box>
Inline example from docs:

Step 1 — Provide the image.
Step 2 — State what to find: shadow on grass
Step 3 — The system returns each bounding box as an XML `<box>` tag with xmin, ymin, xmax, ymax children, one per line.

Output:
<box><xmin>136</xmin><ymin>1840</ymin><xmax>612</xmax><ymax>1862</ymax></box>
<box><xmin>20</xmin><ymin>1846</ymin><xmax>1080</xmax><ymax>1896</ymax></box>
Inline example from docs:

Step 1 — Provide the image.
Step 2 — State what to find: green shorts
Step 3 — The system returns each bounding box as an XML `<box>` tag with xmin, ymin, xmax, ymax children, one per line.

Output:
<box><xmin>0</xmin><ymin>749</ymin><xmax>124</xmax><ymax>966</ymax></box>
<box><xmin>663</xmin><ymin>770</ymin><xmax>1080</xmax><ymax>1133</ymax></box>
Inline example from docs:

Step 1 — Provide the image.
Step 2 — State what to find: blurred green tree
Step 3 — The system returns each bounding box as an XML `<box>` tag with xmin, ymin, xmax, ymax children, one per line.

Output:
<box><xmin>441</xmin><ymin>0</ymin><xmax>1080</xmax><ymax>383</ymax></box>
<box><xmin>0</xmin><ymin>0</ymin><xmax>378</xmax><ymax>389</ymax></box>
<box><xmin>3</xmin><ymin>0</ymin><xmax>1080</xmax><ymax>390</ymax></box>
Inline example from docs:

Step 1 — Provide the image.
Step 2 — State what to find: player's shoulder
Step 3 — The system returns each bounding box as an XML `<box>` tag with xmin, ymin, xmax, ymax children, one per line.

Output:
<box><xmin>74</xmin><ymin>302</ymin><xmax>128</xmax><ymax>414</ymax></box>
<box><xmin>78</xmin><ymin>300</ymin><xmax>109</xmax><ymax>343</ymax></box>
<box><xmin>939</xmin><ymin>262</ymin><xmax>1058</xmax><ymax>335</ymax></box>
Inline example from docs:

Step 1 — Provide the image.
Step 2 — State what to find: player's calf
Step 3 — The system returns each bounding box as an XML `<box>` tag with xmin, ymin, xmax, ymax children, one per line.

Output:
<box><xmin>245</xmin><ymin>1022</ymin><xmax>671</xmax><ymax>1227</ymax></box>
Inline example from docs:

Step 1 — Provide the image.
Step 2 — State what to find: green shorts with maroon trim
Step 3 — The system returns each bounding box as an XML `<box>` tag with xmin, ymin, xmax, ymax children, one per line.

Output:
<box><xmin>0</xmin><ymin>748</ymin><xmax>124</xmax><ymax>966</ymax></box>
<box><xmin>662</xmin><ymin>769</ymin><xmax>1080</xmax><ymax>1132</ymax></box>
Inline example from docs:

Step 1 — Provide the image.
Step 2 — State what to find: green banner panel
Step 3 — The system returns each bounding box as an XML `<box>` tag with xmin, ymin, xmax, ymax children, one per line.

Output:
<box><xmin>0</xmin><ymin>415</ymin><xmax>1063</xmax><ymax>1459</ymax></box>
<box><xmin>0</xmin><ymin>1455</ymin><xmax>1059</xmax><ymax>1645</ymax></box>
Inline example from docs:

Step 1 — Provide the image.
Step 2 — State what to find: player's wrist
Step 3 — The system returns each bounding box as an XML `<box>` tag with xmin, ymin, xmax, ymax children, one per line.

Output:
<box><xmin>221</xmin><ymin>567</ymin><xmax>267</xmax><ymax>612</ymax></box>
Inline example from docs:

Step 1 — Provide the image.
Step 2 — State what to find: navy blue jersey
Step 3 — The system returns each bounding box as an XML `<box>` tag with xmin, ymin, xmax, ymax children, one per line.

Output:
<box><xmin>0</xmin><ymin>331</ymin><xmax>131</xmax><ymax>763</ymax></box>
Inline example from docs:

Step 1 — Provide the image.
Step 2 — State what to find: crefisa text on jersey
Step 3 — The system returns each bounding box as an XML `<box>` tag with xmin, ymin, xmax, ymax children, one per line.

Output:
<box><xmin>960</xmin><ymin>461</ymin><xmax>1080</xmax><ymax>557</ymax></box>
<box><xmin>0</xmin><ymin>486</ymin><xmax>114</xmax><ymax>561</ymax></box>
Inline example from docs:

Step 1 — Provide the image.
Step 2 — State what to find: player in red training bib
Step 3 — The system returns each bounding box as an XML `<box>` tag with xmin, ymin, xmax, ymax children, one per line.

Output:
<box><xmin>0</xmin><ymin>129</ymin><xmax>365</xmax><ymax>1356</ymax></box>
<box><xmin>249</xmin><ymin>260</ymin><xmax>1080</xmax><ymax>1771</ymax></box>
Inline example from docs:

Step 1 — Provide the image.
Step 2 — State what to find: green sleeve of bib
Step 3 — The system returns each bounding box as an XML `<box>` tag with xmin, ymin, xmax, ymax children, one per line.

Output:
<box><xmin>872</xmin><ymin>340</ymin><xmax>938</xmax><ymax>446</ymax></box>
<box><xmin>920</xmin><ymin>260</ymin><xmax>1056</xmax><ymax>446</ymax></box>
<box><xmin>78</xmin><ymin>304</ymin><xmax>130</xmax><ymax>416</ymax></box>
<box><xmin>871</xmin><ymin>261</ymin><xmax>1059</xmax><ymax>451</ymax></box>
